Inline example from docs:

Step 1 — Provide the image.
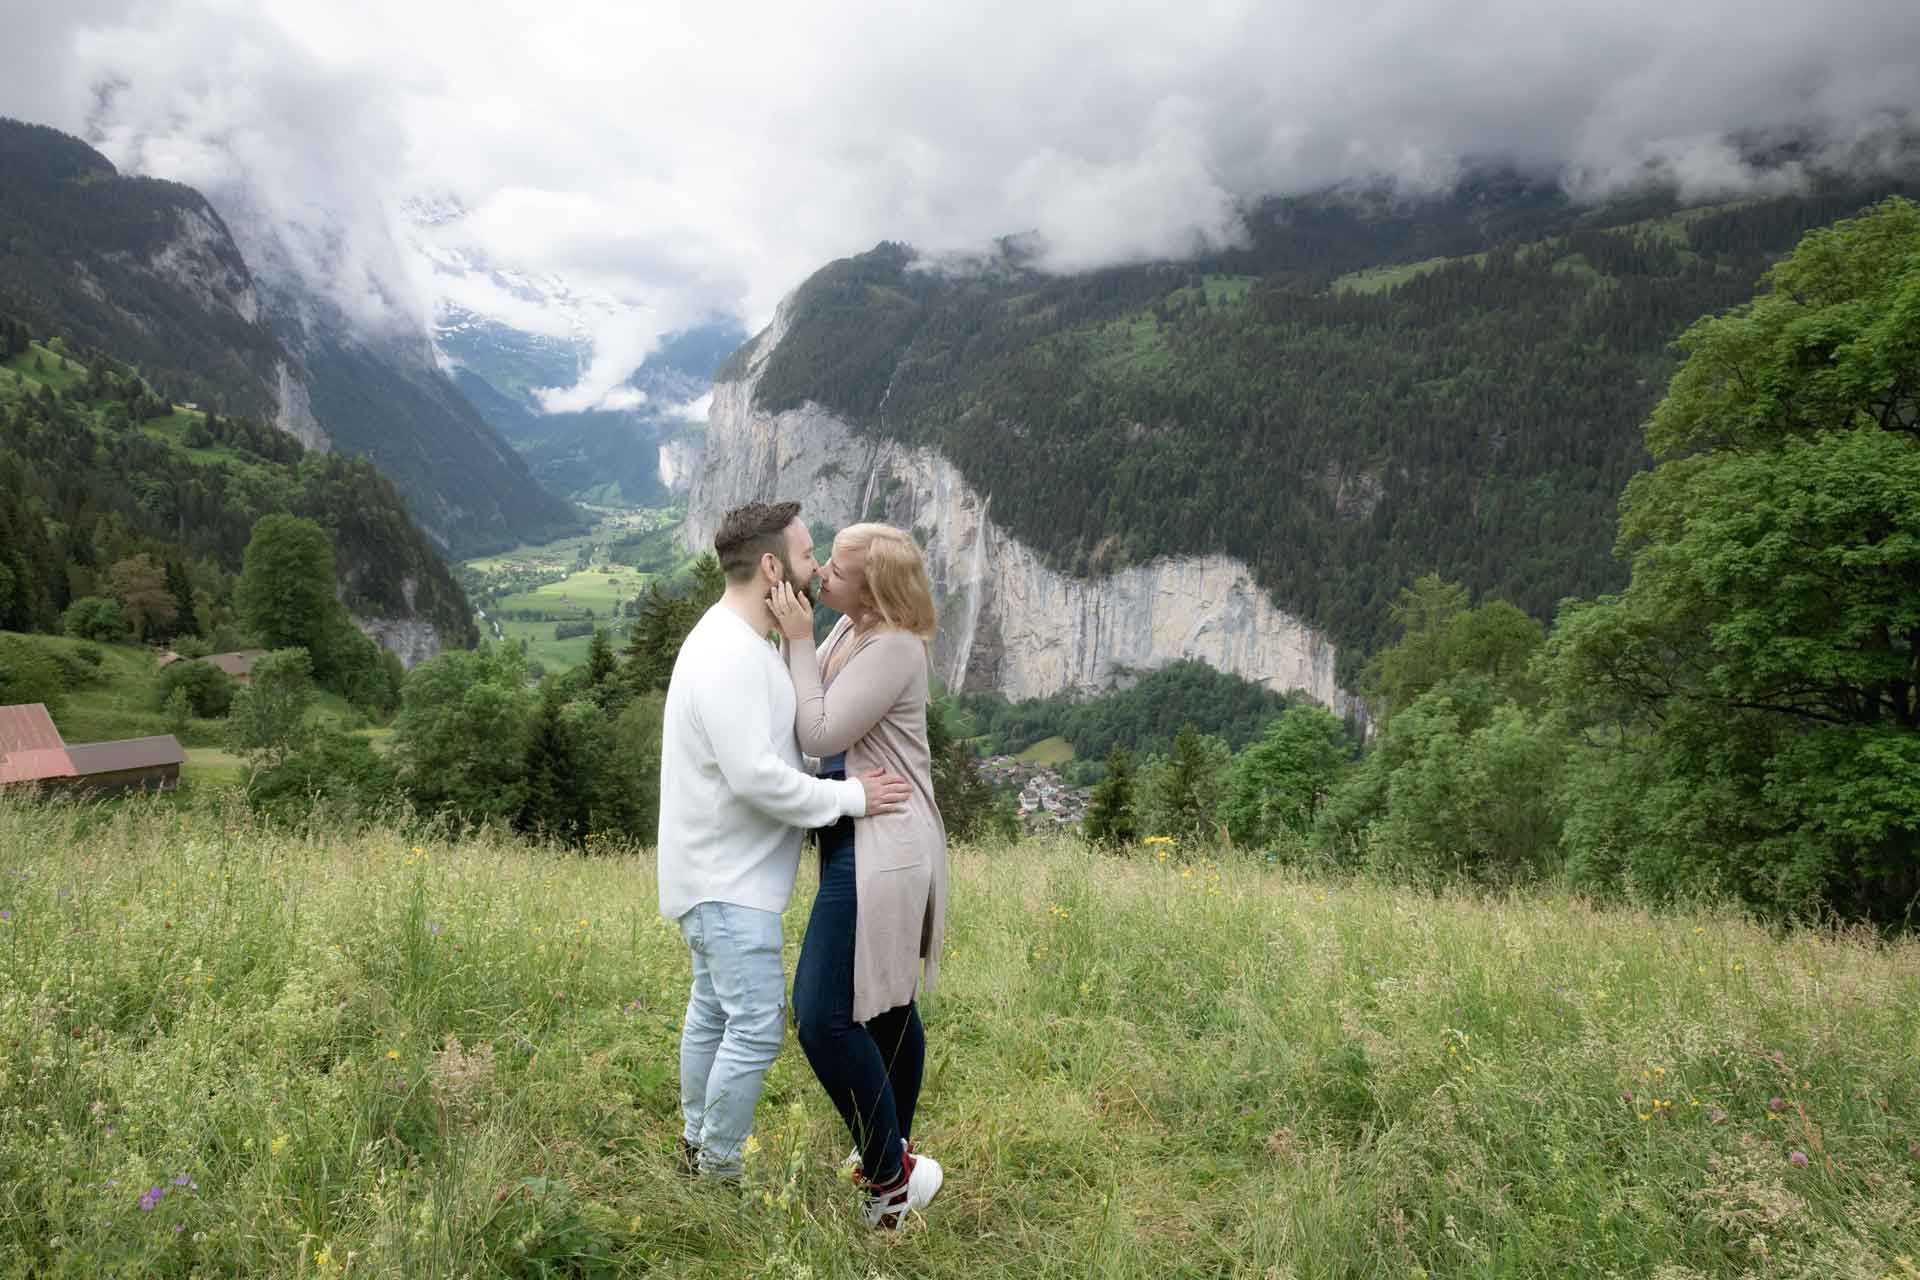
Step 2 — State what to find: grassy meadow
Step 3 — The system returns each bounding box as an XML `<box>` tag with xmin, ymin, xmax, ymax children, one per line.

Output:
<box><xmin>5</xmin><ymin>632</ymin><xmax>388</xmax><ymax>787</ymax></box>
<box><xmin>1015</xmin><ymin>736</ymin><xmax>1076</xmax><ymax>767</ymax></box>
<box><xmin>1</xmin><ymin>797</ymin><xmax>1917</xmax><ymax>1278</ymax></box>
<box><xmin>468</xmin><ymin>549</ymin><xmax>655</xmax><ymax>672</ymax></box>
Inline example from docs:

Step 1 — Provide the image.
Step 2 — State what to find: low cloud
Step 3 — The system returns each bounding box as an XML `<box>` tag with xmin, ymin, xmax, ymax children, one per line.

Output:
<box><xmin>668</xmin><ymin>392</ymin><xmax>713</xmax><ymax>425</ymax></box>
<box><xmin>2</xmin><ymin>0</ymin><xmax>1915</xmax><ymax>403</ymax></box>
<box><xmin>73</xmin><ymin>3</ymin><xmax>432</xmax><ymax>338</ymax></box>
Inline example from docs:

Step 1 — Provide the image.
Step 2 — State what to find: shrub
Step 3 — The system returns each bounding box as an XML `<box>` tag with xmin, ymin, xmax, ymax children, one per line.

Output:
<box><xmin>1367</xmin><ymin>699</ymin><xmax>1567</xmax><ymax>889</ymax></box>
<box><xmin>162</xmin><ymin>687</ymin><xmax>192</xmax><ymax>738</ymax></box>
<box><xmin>244</xmin><ymin>730</ymin><xmax>402</xmax><ymax>825</ymax></box>
<box><xmin>62</xmin><ymin>595</ymin><xmax>128</xmax><ymax>643</ymax></box>
<box><xmin>0</xmin><ymin>635</ymin><xmax>66</xmax><ymax>713</ymax></box>
<box><xmin>156</xmin><ymin>660</ymin><xmax>236</xmax><ymax>719</ymax></box>
<box><xmin>42</xmin><ymin>644</ymin><xmax>104</xmax><ymax>689</ymax></box>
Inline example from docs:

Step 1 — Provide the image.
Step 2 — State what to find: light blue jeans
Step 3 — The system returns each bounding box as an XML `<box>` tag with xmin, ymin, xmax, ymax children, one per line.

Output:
<box><xmin>676</xmin><ymin>901</ymin><xmax>786</xmax><ymax>1178</ymax></box>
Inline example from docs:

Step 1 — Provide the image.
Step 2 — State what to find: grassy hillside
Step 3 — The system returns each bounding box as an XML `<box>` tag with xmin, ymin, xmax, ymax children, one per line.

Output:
<box><xmin>0</xmin><ymin>330</ymin><xmax>477</xmax><ymax>646</ymax></box>
<box><xmin>3</xmin><ymin>630</ymin><xmax>386</xmax><ymax>788</ymax></box>
<box><xmin>1</xmin><ymin>799</ymin><xmax>1914</xmax><ymax>1277</ymax></box>
<box><xmin>1014</xmin><ymin>735</ymin><xmax>1074</xmax><ymax>766</ymax></box>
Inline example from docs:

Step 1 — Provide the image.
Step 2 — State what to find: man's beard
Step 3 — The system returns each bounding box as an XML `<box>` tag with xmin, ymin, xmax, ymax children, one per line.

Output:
<box><xmin>777</xmin><ymin>554</ymin><xmax>815</xmax><ymax>606</ymax></box>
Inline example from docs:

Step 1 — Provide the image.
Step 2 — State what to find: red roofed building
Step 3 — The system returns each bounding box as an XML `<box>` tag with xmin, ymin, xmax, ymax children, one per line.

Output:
<box><xmin>0</xmin><ymin>702</ymin><xmax>65</xmax><ymax>755</ymax></box>
<box><xmin>0</xmin><ymin>703</ymin><xmax>183</xmax><ymax>794</ymax></box>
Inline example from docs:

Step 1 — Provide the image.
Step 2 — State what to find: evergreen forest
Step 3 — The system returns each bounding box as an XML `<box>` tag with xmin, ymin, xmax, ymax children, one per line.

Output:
<box><xmin>744</xmin><ymin>172</ymin><xmax>1919</xmax><ymax>677</ymax></box>
<box><xmin>0</xmin><ymin>314</ymin><xmax>476</xmax><ymax>647</ymax></box>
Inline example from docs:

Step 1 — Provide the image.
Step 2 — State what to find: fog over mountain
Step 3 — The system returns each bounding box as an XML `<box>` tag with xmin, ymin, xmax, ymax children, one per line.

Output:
<box><xmin>3</xmin><ymin>0</ymin><xmax>1916</xmax><ymax>409</ymax></box>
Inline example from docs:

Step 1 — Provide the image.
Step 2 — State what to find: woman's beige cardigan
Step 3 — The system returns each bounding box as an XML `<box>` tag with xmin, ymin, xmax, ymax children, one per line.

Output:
<box><xmin>787</xmin><ymin>617</ymin><xmax>947</xmax><ymax>1024</ymax></box>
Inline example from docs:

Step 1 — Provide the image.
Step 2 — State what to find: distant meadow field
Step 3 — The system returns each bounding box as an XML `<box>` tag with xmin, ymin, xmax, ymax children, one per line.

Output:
<box><xmin>2</xmin><ymin>796</ymin><xmax>1918</xmax><ymax>1278</ymax></box>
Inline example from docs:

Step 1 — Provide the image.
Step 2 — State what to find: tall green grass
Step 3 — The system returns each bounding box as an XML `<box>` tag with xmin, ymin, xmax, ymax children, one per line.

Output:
<box><xmin>1</xmin><ymin>797</ymin><xmax>1915</xmax><ymax>1277</ymax></box>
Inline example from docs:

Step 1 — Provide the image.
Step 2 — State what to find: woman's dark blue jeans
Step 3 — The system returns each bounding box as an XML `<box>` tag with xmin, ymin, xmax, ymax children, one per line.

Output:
<box><xmin>792</xmin><ymin>813</ymin><xmax>925</xmax><ymax>1186</ymax></box>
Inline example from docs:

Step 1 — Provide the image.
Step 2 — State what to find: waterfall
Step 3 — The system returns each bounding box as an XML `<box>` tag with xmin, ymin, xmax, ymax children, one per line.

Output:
<box><xmin>858</xmin><ymin>441</ymin><xmax>892</xmax><ymax>521</ymax></box>
<box><xmin>947</xmin><ymin>496</ymin><xmax>990</xmax><ymax>692</ymax></box>
<box><xmin>859</xmin><ymin>359</ymin><xmax>904</xmax><ymax>521</ymax></box>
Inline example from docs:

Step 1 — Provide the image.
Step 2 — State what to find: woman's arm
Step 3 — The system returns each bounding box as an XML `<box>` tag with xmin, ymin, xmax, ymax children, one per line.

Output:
<box><xmin>769</xmin><ymin>583</ymin><xmax>914</xmax><ymax>756</ymax></box>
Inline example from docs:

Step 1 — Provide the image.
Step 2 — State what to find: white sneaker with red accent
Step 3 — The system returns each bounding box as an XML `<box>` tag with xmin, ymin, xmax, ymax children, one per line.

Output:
<box><xmin>860</xmin><ymin>1150</ymin><xmax>942</xmax><ymax>1228</ymax></box>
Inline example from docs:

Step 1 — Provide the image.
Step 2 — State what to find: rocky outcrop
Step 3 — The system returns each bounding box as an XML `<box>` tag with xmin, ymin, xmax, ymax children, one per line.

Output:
<box><xmin>658</xmin><ymin>432</ymin><xmax>703</xmax><ymax>494</ymax></box>
<box><xmin>685</xmin><ymin>303</ymin><xmax>1356</xmax><ymax>714</ymax></box>
<box><xmin>273</xmin><ymin>359</ymin><xmax>328</xmax><ymax>451</ymax></box>
<box><xmin>350</xmin><ymin>615</ymin><xmax>443</xmax><ymax>669</ymax></box>
<box><xmin>149</xmin><ymin>205</ymin><xmax>260</xmax><ymax>324</ymax></box>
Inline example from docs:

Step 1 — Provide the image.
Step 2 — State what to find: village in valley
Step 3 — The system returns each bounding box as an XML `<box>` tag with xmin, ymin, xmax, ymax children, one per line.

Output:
<box><xmin>981</xmin><ymin>754</ymin><xmax>1089</xmax><ymax>834</ymax></box>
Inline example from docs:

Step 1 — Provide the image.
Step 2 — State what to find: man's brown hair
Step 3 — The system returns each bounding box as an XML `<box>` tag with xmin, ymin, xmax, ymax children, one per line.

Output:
<box><xmin>714</xmin><ymin>500</ymin><xmax>802</xmax><ymax>583</ymax></box>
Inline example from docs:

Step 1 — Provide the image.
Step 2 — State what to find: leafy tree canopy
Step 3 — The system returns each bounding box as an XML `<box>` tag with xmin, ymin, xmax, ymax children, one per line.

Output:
<box><xmin>1546</xmin><ymin>197</ymin><xmax>1920</xmax><ymax>921</ymax></box>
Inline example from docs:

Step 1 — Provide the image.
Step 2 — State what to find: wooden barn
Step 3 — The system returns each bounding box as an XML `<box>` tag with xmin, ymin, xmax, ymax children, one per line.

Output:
<box><xmin>0</xmin><ymin>703</ymin><xmax>185</xmax><ymax>795</ymax></box>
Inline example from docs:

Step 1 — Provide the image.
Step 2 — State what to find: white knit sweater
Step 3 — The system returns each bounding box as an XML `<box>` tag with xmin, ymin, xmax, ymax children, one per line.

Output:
<box><xmin>656</xmin><ymin>603</ymin><xmax>866</xmax><ymax>920</ymax></box>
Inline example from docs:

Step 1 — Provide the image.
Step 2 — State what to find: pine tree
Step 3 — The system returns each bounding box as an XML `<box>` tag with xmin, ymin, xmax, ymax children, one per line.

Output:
<box><xmin>1083</xmin><ymin>745</ymin><xmax>1138</xmax><ymax>846</ymax></box>
<box><xmin>164</xmin><ymin>559</ymin><xmax>199</xmax><ymax>637</ymax></box>
<box><xmin>518</xmin><ymin>687</ymin><xmax>571</xmax><ymax>843</ymax></box>
<box><xmin>585</xmin><ymin>626</ymin><xmax>617</xmax><ymax>690</ymax></box>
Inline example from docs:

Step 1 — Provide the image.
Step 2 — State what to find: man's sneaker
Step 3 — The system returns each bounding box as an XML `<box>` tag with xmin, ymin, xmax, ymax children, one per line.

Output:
<box><xmin>859</xmin><ymin>1150</ymin><xmax>942</xmax><ymax>1228</ymax></box>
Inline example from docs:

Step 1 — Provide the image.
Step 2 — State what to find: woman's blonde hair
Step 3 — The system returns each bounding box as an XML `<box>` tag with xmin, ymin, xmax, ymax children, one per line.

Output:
<box><xmin>836</xmin><ymin>522</ymin><xmax>937</xmax><ymax>639</ymax></box>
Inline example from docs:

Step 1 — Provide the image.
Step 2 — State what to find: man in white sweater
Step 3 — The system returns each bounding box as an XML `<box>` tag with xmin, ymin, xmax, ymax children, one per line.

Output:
<box><xmin>659</xmin><ymin>500</ymin><xmax>909</xmax><ymax>1181</ymax></box>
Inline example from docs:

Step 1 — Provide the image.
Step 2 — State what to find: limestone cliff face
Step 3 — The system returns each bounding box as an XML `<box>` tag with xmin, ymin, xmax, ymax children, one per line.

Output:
<box><xmin>658</xmin><ymin>432</ymin><xmax>703</xmax><ymax>495</ymax></box>
<box><xmin>273</xmin><ymin>359</ymin><xmax>328</xmax><ymax>451</ymax></box>
<box><xmin>686</xmin><ymin>303</ymin><xmax>1355</xmax><ymax>714</ymax></box>
<box><xmin>345</xmin><ymin>577</ymin><xmax>444</xmax><ymax>670</ymax></box>
<box><xmin>149</xmin><ymin>205</ymin><xmax>261</xmax><ymax>324</ymax></box>
<box><xmin>351</xmin><ymin>614</ymin><xmax>443</xmax><ymax>669</ymax></box>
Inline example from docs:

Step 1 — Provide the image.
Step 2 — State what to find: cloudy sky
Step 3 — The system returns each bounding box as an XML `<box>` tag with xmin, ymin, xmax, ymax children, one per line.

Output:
<box><xmin>4</xmin><ymin>0</ymin><xmax>1918</xmax><ymax>409</ymax></box>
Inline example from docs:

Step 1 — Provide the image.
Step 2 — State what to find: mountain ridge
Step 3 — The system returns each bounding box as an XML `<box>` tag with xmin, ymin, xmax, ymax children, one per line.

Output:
<box><xmin>0</xmin><ymin>116</ymin><xmax>583</xmax><ymax>558</ymax></box>
<box><xmin>719</xmin><ymin>166</ymin><xmax>1920</xmax><ymax>678</ymax></box>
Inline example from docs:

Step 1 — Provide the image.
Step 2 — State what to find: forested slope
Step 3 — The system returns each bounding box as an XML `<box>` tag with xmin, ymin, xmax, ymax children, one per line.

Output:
<box><xmin>0</xmin><ymin>315</ymin><xmax>475</xmax><ymax>647</ymax></box>
<box><xmin>742</xmin><ymin>173</ymin><xmax>1918</xmax><ymax>670</ymax></box>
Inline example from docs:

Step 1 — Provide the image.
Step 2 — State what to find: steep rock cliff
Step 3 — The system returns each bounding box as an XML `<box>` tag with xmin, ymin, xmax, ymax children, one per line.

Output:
<box><xmin>686</xmin><ymin>304</ymin><xmax>1354</xmax><ymax>713</ymax></box>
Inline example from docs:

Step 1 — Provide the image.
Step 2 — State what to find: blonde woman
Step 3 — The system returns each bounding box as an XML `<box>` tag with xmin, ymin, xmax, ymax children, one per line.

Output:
<box><xmin>767</xmin><ymin>522</ymin><xmax>948</xmax><ymax>1228</ymax></box>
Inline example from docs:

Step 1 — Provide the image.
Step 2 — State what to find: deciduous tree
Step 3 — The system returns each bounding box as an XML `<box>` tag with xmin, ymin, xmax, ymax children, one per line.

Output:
<box><xmin>1547</xmin><ymin>197</ymin><xmax>1920</xmax><ymax>920</ymax></box>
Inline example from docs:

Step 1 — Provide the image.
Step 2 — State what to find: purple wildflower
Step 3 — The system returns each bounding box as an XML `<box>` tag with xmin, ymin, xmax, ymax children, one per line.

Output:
<box><xmin>173</xmin><ymin>1174</ymin><xmax>191</xmax><ymax>1186</ymax></box>
<box><xmin>1768</xmin><ymin>1096</ymin><xmax>1787</xmax><ymax>1112</ymax></box>
<box><xmin>1620</xmin><ymin>1090</ymin><xmax>1634</xmax><ymax>1103</ymax></box>
<box><xmin>138</xmin><ymin>1186</ymin><xmax>166</xmax><ymax>1212</ymax></box>
<box><xmin>1</xmin><ymin>910</ymin><xmax>11</xmax><ymax>921</ymax></box>
<box><xmin>1787</xmin><ymin>1150</ymin><xmax>1810</xmax><ymax>1168</ymax></box>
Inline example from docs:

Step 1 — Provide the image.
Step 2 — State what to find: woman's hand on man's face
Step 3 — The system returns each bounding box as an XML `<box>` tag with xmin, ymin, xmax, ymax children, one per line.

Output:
<box><xmin>768</xmin><ymin>580</ymin><xmax>815</xmax><ymax>642</ymax></box>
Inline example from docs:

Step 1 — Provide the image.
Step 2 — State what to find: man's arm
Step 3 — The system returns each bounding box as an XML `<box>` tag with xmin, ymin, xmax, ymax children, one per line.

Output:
<box><xmin>698</xmin><ymin>663</ymin><xmax>891</xmax><ymax>826</ymax></box>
